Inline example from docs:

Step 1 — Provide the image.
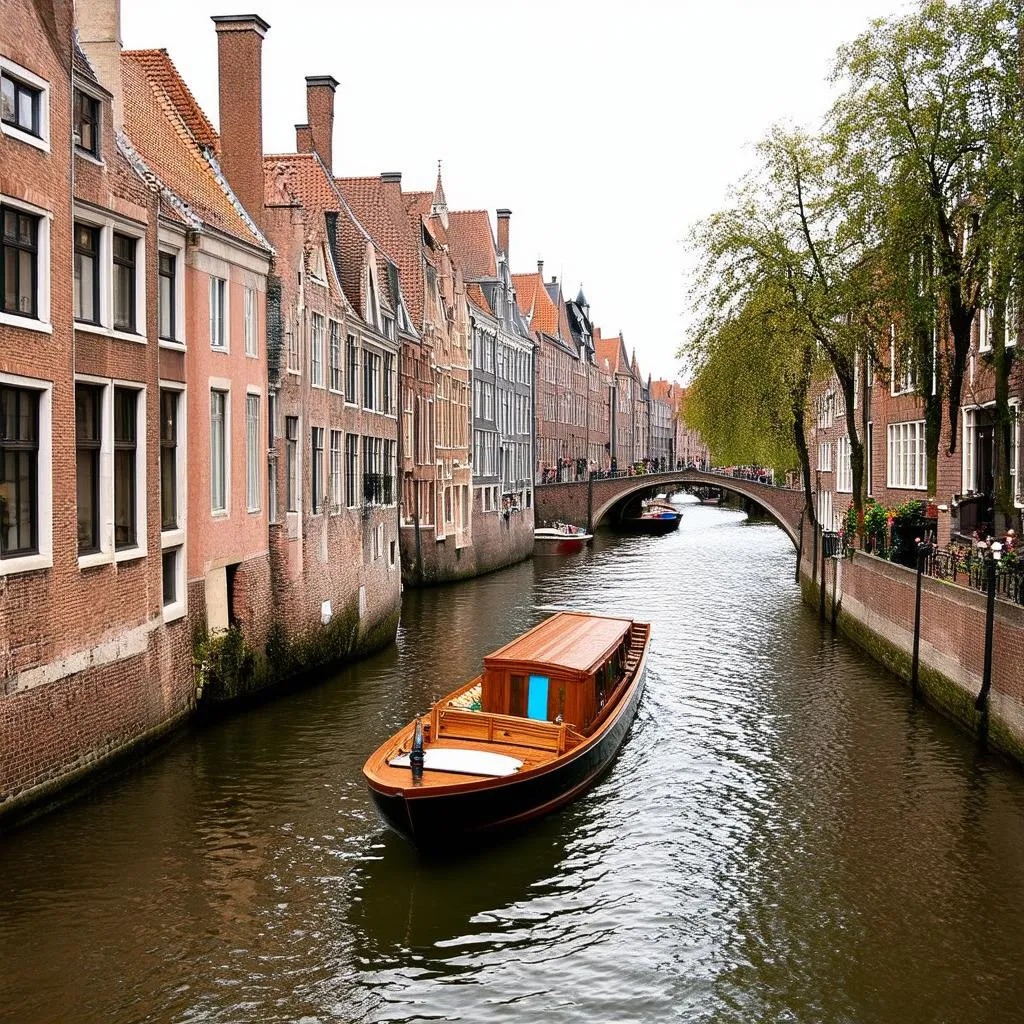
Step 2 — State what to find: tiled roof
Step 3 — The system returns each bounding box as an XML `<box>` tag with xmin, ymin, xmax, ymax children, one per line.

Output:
<box><xmin>651</xmin><ymin>379</ymin><xmax>673</xmax><ymax>401</ymax></box>
<box><xmin>466</xmin><ymin>282</ymin><xmax>492</xmax><ymax>316</ymax></box>
<box><xmin>121</xmin><ymin>50</ymin><xmax>267</xmax><ymax>249</ymax></box>
<box><xmin>123</xmin><ymin>49</ymin><xmax>219</xmax><ymax>153</ymax></box>
<box><xmin>338</xmin><ymin>175</ymin><xmax>425</xmax><ymax>329</ymax></box>
<box><xmin>447</xmin><ymin>210</ymin><xmax>497</xmax><ymax>279</ymax></box>
<box><xmin>72</xmin><ymin>40</ymin><xmax>104</xmax><ymax>89</ymax></box>
<box><xmin>595</xmin><ymin>335</ymin><xmax>629</xmax><ymax>375</ymax></box>
<box><xmin>512</xmin><ymin>271</ymin><xmax>560</xmax><ymax>336</ymax></box>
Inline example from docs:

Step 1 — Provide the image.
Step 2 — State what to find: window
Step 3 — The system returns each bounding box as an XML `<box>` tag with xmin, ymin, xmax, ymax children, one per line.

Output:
<box><xmin>113</xmin><ymin>388</ymin><xmax>138</xmax><ymax>549</ymax></box>
<box><xmin>287</xmin><ymin>323</ymin><xmax>299</xmax><ymax>372</ymax></box>
<box><xmin>74</xmin><ymin>89</ymin><xmax>99</xmax><ymax>156</ymax></box>
<box><xmin>162</xmin><ymin>548</ymin><xmax>180</xmax><ymax>607</ymax></box>
<box><xmin>210</xmin><ymin>390</ymin><xmax>227</xmax><ymax>513</ymax></box>
<box><xmin>3</xmin><ymin>206</ymin><xmax>39</xmax><ymax>318</ymax></box>
<box><xmin>818</xmin><ymin>441</ymin><xmax>832</xmax><ymax>473</ymax></box>
<box><xmin>887</xmin><ymin>420</ymin><xmax>927</xmax><ymax>490</ymax></box>
<box><xmin>384</xmin><ymin>352</ymin><xmax>394</xmax><ymax>414</ymax></box>
<box><xmin>836</xmin><ymin>437</ymin><xmax>852</xmax><ymax>493</ymax></box>
<box><xmin>311</xmin><ymin>427</ymin><xmax>325</xmax><ymax>514</ymax></box>
<box><xmin>112</xmin><ymin>233</ymin><xmax>136</xmax><ymax>332</ymax></box>
<box><xmin>246</xmin><ymin>394</ymin><xmax>260</xmax><ymax>513</ymax></box>
<box><xmin>1</xmin><ymin>65</ymin><xmax>42</xmax><ymax>140</ymax></box>
<box><xmin>158</xmin><ymin>252</ymin><xmax>176</xmax><ymax>341</ymax></box>
<box><xmin>73</xmin><ymin>222</ymin><xmax>100</xmax><ymax>324</ymax></box>
<box><xmin>310</xmin><ymin>313</ymin><xmax>325</xmax><ymax>387</ymax></box>
<box><xmin>817</xmin><ymin>489</ymin><xmax>834</xmax><ymax>532</ymax></box>
<box><xmin>346</xmin><ymin>334</ymin><xmax>358</xmax><ymax>402</ymax></box>
<box><xmin>866</xmin><ymin>422</ymin><xmax>874</xmax><ymax>497</ymax></box>
<box><xmin>328</xmin><ymin>320</ymin><xmax>342</xmax><ymax>391</ymax></box>
<box><xmin>363</xmin><ymin>350</ymin><xmax>380</xmax><ymax>410</ymax></box>
<box><xmin>1011</xmin><ymin>403</ymin><xmax>1020</xmax><ymax>506</ymax></box>
<box><xmin>160</xmin><ymin>389</ymin><xmax>179</xmax><ymax>530</ymax></box>
<box><xmin>210</xmin><ymin>277</ymin><xmax>227</xmax><ymax>349</ymax></box>
<box><xmin>75</xmin><ymin>384</ymin><xmax>102</xmax><ymax>553</ymax></box>
<box><xmin>285</xmin><ymin>416</ymin><xmax>298</xmax><ymax>512</ymax></box>
<box><xmin>345</xmin><ymin>433</ymin><xmax>359</xmax><ymax>507</ymax></box>
<box><xmin>0</xmin><ymin>385</ymin><xmax>39</xmax><ymax>557</ymax></box>
<box><xmin>330</xmin><ymin>429</ymin><xmax>343</xmax><ymax>511</ymax></box>
<box><xmin>244</xmin><ymin>286</ymin><xmax>257</xmax><ymax>356</ymax></box>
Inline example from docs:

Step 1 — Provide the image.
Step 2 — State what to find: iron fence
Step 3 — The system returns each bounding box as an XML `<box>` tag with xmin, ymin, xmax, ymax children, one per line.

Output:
<box><xmin>925</xmin><ymin>547</ymin><xmax>1024</xmax><ymax>606</ymax></box>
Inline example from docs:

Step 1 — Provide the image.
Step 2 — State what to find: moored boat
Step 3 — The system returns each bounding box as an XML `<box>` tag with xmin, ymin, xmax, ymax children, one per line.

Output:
<box><xmin>619</xmin><ymin>499</ymin><xmax>682</xmax><ymax>535</ymax></box>
<box><xmin>363</xmin><ymin>611</ymin><xmax>651</xmax><ymax>845</ymax></box>
<box><xmin>533</xmin><ymin>521</ymin><xmax>594</xmax><ymax>554</ymax></box>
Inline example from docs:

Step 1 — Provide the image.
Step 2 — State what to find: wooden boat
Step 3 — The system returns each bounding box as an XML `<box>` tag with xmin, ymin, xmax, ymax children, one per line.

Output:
<box><xmin>533</xmin><ymin>521</ymin><xmax>594</xmax><ymax>554</ymax></box>
<box><xmin>363</xmin><ymin>611</ymin><xmax>651</xmax><ymax>845</ymax></box>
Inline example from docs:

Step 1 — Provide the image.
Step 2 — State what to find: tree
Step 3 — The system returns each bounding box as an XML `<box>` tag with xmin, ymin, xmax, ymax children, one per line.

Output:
<box><xmin>831</xmin><ymin>0</ymin><xmax>1022</xmax><ymax>486</ymax></box>
<box><xmin>684</xmin><ymin>279</ymin><xmax>817</xmax><ymax>520</ymax></box>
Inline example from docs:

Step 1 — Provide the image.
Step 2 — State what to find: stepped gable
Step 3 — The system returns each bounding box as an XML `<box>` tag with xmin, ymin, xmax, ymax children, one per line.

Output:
<box><xmin>121</xmin><ymin>48</ymin><xmax>267</xmax><ymax>248</ymax></box>
<box><xmin>447</xmin><ymin>210</ymin><xmax>498</xmax><ymax>279</ymax></box>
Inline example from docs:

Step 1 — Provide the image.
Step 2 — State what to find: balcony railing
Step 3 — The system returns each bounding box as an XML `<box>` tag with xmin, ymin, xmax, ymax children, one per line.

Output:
<box><xmin>363</xmin><ymin>473</ymin><xmax>394</xmax><ymax>506</ymax></box>
<box><xmin>926</xmin><ymin>546</ymin><xmax>1024</xmax><ymax>606</ymax></box>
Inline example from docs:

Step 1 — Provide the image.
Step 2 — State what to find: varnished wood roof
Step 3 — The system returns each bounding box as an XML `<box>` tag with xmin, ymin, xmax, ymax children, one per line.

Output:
<box><xmin>484</xmin><ymin>612</ymin><xmax>632</xmax><ymax>678</ymax></box>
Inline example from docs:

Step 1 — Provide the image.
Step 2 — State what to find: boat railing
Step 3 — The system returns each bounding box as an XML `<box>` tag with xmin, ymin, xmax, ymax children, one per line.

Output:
<box><xmin>431</xmin><ymin>705</ymin><xmax>572</xmax><ymax>754</ymax></box>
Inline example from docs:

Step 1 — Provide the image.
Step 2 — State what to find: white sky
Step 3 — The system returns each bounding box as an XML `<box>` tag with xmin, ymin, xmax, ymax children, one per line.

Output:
<box><xmin>122</xmin><ymin>0</ymin><xmax>911</xmax><ymax>382</ymax></box>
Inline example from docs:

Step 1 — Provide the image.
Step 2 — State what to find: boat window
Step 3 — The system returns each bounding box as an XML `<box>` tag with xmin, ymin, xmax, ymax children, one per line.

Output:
<box><xmin>527</xmin><ymin>674</ymin><xmax>549</xmax><ymax>721</ymax></box>
<box><xmin>509</xmin><ymin>674</ymin><xmax>526</xmax><ymax>716</ymax></box>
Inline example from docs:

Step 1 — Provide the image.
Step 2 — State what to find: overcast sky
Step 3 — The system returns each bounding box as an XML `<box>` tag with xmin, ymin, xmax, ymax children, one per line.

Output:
<box><xmin>122</xmin><ymin>0</ymin><xmax>911</xmax><ymax>382</ymax></box>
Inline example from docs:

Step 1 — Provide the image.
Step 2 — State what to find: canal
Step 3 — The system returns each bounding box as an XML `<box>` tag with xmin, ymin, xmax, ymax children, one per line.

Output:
<box><xmin>3</xmin><ymin>501</ymin><xmax>1024</xmax><ymax>1023</ymax></box>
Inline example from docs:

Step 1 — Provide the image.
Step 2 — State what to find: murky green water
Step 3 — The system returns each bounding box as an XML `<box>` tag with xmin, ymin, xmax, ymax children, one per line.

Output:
<box><xmin>3</xmin><ymin>500</ymin><xmax>1024</xmax><ymax>1023</ymax></box>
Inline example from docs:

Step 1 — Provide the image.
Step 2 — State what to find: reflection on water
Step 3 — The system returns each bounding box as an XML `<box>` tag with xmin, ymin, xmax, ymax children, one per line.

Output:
<box><xmin>3</xmin><ymin>500</ymin><xmax>1024</xmax><ymax>1023</ymax></box>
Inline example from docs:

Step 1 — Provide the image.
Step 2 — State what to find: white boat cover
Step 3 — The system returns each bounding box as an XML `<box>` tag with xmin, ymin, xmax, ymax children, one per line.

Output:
<box><xmin>388</xmin><ymin>748</ymin><xmax>523</xmax><ymax>777</ymax></box>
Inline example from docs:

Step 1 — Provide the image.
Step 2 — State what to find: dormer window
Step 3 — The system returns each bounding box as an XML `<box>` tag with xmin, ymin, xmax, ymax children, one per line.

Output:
<box><xmin>74</xmin><ymin>89</ymin><xmax>99</xmax><ymax>157</ymax></box>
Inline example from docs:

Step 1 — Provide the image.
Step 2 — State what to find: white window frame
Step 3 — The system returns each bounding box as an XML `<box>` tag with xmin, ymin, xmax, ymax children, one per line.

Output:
<box><xmin>887</xmin><ymin>420</ymin><xmax>927</xmax><ymax>491</ymax></box>
<box><xmin>157</xmin><ymin>227</ymin><xmax>186</xmax><ymax>349</ymax></box>
<box><xmin>244</xmin><ymin>286</ymin><xmax>257</xmax><ymax>357</ymax></box>
<box><xmin>0</xmin><ymin>193</ymin><xmax>52</xmax><ymax>334</ymax></box>
<box><xmin>866</xmin><ymin>421</ymin><xmax>874</xmax><ymax>497</ymax></box>
<box><xmin>889</xmin><ymin>324</ymin><xmax>918</xmax><ymax>396</ymax></box>
<box><xmin>962</xmin><ymin>406</ymin><xmax>979</xmax><ymax>495</ymax></box>
<box><xmin>818</xmin><ymin>441</ymin><xmax>832</xmax><ymax>473</ymax></box>
<box><xmin>1011</xmin><ymin>400</ymin><xmax>1021</xmax><ymax>508</ymax></box>
<box><xmin>836</xmin><ymin>436</ymin><xmax>852</xmax><ymax>493</ymax></box>
<box><xmin>0</xmin><ymin>56</ymin><xmax>50</xmax><ymax>153</ymax></box>
<box><xmin>329</xmin><ymin>429</ymin><xmax>343</xmax><ymax>513</ymax></box>
<box><xmin>0</xmin><ymin>371</ymin><xmax>53</xmax><ymax>576</ymax></box>
<box><xmin>245</xmin><ymin>388</ymin><xmax>261</xmax><ymax>514</ymax></box>
<box><xmin>209</xmin><ymin>276</ymin><xmax>228</xmax><ymax>351</ymax></box>
<box><xmin>817</xmin><ymin>489</ymin><xmax>834</xmax><ymax>532</ymax></box>
<box><xmin>73</xmin><ymin>206</ymin><xmax>147</xmax><ymax>344</ymax></box>
<box><xmin>210</xmin><ymin>381</ymin><xmax>231</xmax><ymax>516</ymax></box>
<box><xmin>310</xmin><ymin>312</ymin><xmax>325</xmax><ymax>388</ymax></box>
<box><xmin>159</xmin><ymin>380</ymin><xmax>187</xmax><ymax>622</ymax></box>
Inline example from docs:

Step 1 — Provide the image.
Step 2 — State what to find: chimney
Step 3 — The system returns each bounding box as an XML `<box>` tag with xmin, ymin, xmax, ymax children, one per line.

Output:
<box><xmin>537</xmin><ymin>259</ymin><xmax>544</xmax><ymax>277</ymax></box>
<box><xmin>381</xmin><ymin>171</ymin><xmax>402</xmax><ymax>199</ymax></box>
<box><xmin>295</xmin><ymin>123</ymin><xmax>313</xmax><ymax>153</ymax></box>
<box><xmin>212</xmin><ymin>14</ymin><xmax>270</xmax><ymax>227</ymax></box>
<box><xmin>78</xmin><ymin>0</ymin><xmax>124</xmax><ymax>131</ymax></box>
<box><xmin>305</xmin><ymin>75</ymin><xmax>338</xmax><ymax>173</ymax></box>
<box><xmin>496</xmin><ymin>208</ymin><xmax>511</xmax><ymax>261</ymax></box>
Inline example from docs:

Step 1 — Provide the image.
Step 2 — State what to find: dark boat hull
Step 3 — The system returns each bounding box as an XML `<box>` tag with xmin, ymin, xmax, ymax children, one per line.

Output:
<box><xmin>619</xmin><ymin>515</ymin><xmax>680</xmax><ymax>535</ymax></box>
<box><xmin>368</xmin><ymin>658</ymin><xmax>648</xmax><ymax>846</ymax></box>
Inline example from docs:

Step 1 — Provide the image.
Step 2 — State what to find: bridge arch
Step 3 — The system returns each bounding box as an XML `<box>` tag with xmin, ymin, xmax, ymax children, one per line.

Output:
<box><xmin>535</xmin><ymin>470</ymin><xmax>805</xmax><ymax>551</ymax></box>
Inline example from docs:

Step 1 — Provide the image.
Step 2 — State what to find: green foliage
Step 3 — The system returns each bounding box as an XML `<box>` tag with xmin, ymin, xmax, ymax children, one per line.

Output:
<box><xmin>193</xmin><ymin>626</ymin><xmax>256</xmax><ymax>704</ymax></box>
<box><xmin>862</xmin><ymin>500</ymin><xmax>888</xmax><ymax>537</ymax></box>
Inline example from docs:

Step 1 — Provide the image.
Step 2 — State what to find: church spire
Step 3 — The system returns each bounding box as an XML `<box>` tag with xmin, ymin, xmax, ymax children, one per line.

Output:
<box><xmin>431</xmin><ymin>159</ymin><xmax>448</xmax><ymax>227</ymax></box>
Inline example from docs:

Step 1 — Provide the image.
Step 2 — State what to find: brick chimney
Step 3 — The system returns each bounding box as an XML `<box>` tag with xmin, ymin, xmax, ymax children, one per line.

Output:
<box><xmin>537</xmin><ymin>259</ymin><xmax>544</xmax><ymax>278</ymax></box>
<box><xmin>381</xmin><ymin>171</ymin><xmax>402</xmax><ymax>200</ymax></box>
<box><xmin>78</xmin><ymin>0</ymin><xmax>124</xmax><ymax>131</ymax></box>
<box><xmin>295</xmin><ymin>123</ymin><xmax>313</xmax><ymax>153</ymax></box>
<box><xmin>496</xmin><ymin>209</ymin><xmax>511</xmax><ymax>262</ymax></box>
<box><xmin>212</xmin><ymin>14</ymin><xmax>270</xmax><ymax>227</ymax></box>
<box><xmin>305</xmin><ymin>76</ymin><xmax>338</xmax><ymax>173</ymax></box>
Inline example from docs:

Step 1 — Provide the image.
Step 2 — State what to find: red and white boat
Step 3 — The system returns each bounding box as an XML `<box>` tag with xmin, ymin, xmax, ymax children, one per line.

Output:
<box><xmin>534</xmin><ymin>522</ymin><xmax>593</xmax><ymax>554</ymax></box>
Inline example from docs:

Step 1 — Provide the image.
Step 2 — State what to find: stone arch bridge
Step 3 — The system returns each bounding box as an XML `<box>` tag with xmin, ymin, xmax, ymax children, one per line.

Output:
<box><xmin>535</xmin><ymin>470</ymin><xmax>807</xmax><ymax>549</ymax></box>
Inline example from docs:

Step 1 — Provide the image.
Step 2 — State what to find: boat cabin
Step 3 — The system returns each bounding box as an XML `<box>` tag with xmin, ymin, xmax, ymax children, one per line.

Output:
<box><xmin>479</xmin><ymin>612</ymin><xmax>635</xmax><ymax>734</ymax></box>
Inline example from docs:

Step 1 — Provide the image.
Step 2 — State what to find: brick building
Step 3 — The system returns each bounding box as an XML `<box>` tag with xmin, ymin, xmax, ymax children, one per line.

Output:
<box><xmin>1</xmin><ymin>0</ymin><xmax>197</xmax><ymax>817</ymax></box>
<box><xmin>447</xmin><ymin>207</ymin><xmax>534</xmax><ymax>570</ymax></box>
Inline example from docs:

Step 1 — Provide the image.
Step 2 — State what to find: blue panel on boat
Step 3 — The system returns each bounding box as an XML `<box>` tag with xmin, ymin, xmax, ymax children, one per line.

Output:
<box><xmin>527</xmin><ymin>674</ymin><xmax>549</xmax><ymax>721</ymax></box>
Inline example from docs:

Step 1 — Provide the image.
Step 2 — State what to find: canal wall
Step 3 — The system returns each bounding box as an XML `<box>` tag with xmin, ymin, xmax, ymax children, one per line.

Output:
<box><xmin>401</xmin><ymin>501</ymin><xmax>534</xmax><ymax>586</ymax></box>
<box><xmin>801</xmin><ymin>549</ymin><xmax>1024</xmax><ymax>762</ymax></box>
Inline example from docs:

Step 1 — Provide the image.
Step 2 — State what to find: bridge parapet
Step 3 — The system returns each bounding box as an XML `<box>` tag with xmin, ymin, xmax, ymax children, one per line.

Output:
<box><xmin>534</xmin><ymin>470</ymin><xmax>806</xmax><ymax>549</ymax></box>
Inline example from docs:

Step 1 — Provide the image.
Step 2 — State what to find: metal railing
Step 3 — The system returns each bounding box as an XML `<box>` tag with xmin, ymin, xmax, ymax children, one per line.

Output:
<box><xmin>925</xmin><ymin>547</ymin><xmax>1024</xmax><ymax>606</ymax></box>
<box><xmin>536</xmin><ymin>466</ymin><xmax>796</xmax><ymax>491</ymax></box>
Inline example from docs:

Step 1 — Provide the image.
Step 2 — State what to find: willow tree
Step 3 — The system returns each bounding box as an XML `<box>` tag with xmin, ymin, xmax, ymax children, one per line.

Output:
<box><xmin>686</xmin><ymin>126</ymin><xmax>881</xmax><ymax>521</ymax></box>
<box><xmin>831</xmin><ymin>0</ymin><xmax>1022</xmax><ymax>485</ymax></box>
<box><xmin>684</xmin><ymin>279</ymin><xmax>818</xmax><ymax>520</ymax></box>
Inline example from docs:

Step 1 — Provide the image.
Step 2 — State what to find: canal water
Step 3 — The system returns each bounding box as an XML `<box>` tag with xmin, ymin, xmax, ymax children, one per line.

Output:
<box><xmin>3</xmin><ymin>501</ymin><xmax>1024</xmax><ymax>1024</ymax></box>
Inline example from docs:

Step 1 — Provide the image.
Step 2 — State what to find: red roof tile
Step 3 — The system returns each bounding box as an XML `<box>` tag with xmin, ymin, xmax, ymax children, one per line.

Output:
<box><xmin>466</xmin><ymin>282</ymin><xmax>492</xmax><ymax>315</ymax></box>
<box><xmin>447</xmin><ymin>210</ymin><xmax>497</xmax><ymax>279</ymax></box>
<box><xmin>512</xmin><ymin>271</ymin><xmax>561</xmax><ymax>336</ymax></box>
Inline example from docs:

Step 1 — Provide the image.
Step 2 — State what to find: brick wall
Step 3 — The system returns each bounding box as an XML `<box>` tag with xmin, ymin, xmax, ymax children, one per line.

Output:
<box><xmin>801</xmin><ymin>546</ymin><xmax>1024</xmax><ymax>761</ymax></box>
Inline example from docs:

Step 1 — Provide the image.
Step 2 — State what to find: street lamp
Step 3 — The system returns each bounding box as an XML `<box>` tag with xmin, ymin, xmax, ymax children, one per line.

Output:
<box><xmin>974</xmin><ymin>539</ymin><xmax>1003</xmax><ymax>739</ymax></box>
